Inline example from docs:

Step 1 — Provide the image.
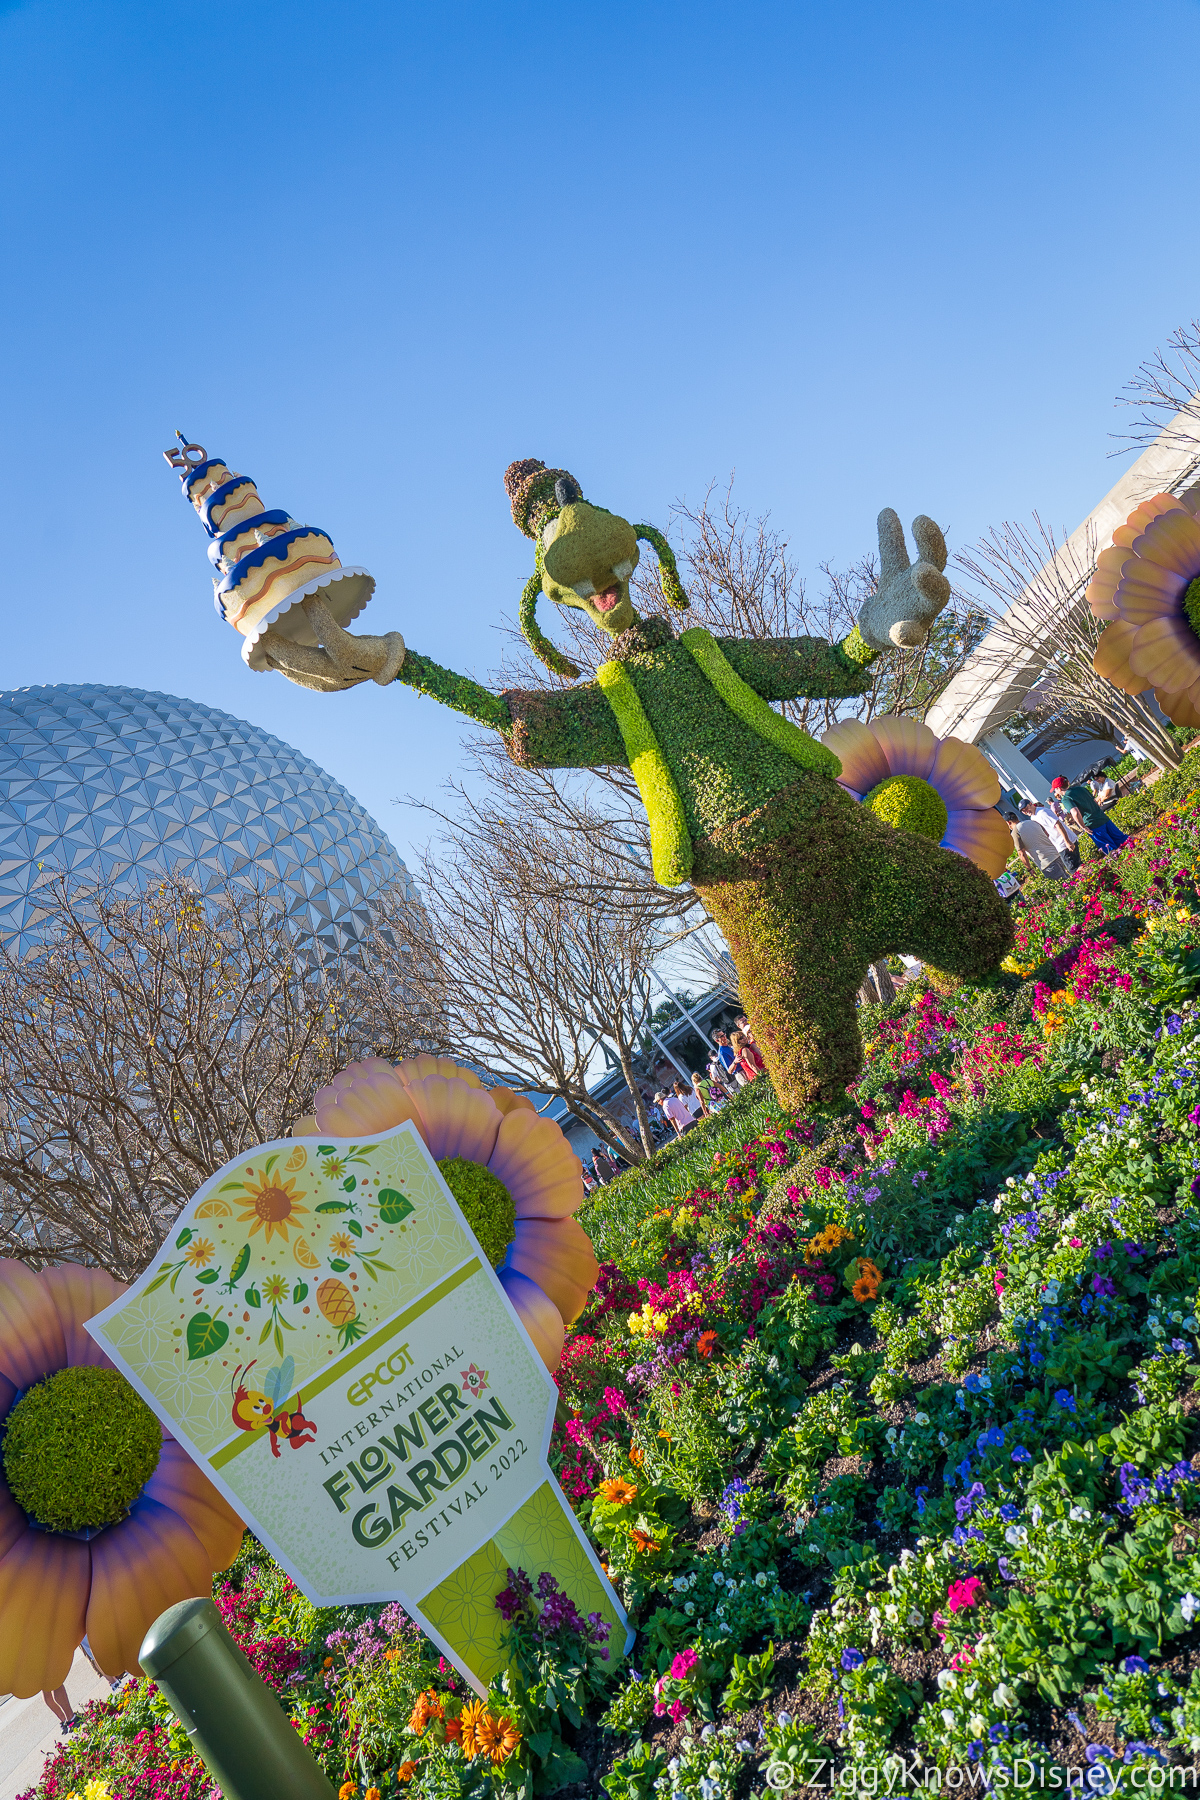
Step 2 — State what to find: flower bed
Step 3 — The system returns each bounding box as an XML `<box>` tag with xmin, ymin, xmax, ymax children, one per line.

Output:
<box><xmin>31</xmin><ymin>790</ymin><xmax>1200</xmax><ymax>1800</ymax></box>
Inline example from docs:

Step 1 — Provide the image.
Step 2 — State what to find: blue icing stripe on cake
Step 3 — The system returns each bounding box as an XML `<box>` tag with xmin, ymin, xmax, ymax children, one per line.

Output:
<box><xmin>199</xmin><ymin>475</ymin><xmax>259</xmax><ymax>536</ymax></box>
<box><xmin>183</xmin><ymin>458</ymin><xmax>228</xmax><ymax>496</ymax></box>
<box><xmin>214</xmin><ymin>525</ymin><xmax>333</xmax><ymax>601</ymax></box>
<box><xmin>207</xmin><ymin>510</ymin><xmax>294</xmax><ymax>570</ymax></box>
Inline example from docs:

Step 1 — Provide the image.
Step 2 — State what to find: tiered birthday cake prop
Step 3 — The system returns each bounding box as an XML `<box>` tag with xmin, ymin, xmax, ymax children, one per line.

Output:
<box><xmin>164</xmin><ymin>436</ymin><xmax>375</xmax><ymax>669</ymax></box>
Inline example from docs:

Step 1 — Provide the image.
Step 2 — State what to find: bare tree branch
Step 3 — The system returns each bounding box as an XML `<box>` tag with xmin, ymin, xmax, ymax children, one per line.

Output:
<box><xmin>0</xmin><ymin>877</ymin><xmax>426</xmax><ymax>1276</ymax></box>
<box><xmin>954</xmin><ymin>515</ymin><xmax>1184</xmax><ymax>769</ymax></box>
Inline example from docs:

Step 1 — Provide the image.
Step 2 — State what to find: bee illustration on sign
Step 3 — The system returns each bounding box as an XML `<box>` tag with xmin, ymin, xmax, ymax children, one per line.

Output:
<box><xmin>230</xmin><ymin>1357</ymin><xmax>318</xmax><ymax>1458</ymax></box>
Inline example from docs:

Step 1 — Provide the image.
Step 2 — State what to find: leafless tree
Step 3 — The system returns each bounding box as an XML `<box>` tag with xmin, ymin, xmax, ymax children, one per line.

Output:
<box><xmin>0</xmin><ymin>876</ymin><xmax>425</xmax><ymax>1277</ymax></box>
<box><xmin>1111</xmin><ymin>319</ymin><xmax>1200</xmax><ymax>465</ymax></box>
<box><xmin>955</xmin><ymin>515</ymin><xmax>1184</xmax><ymax>770</ymax></box>
<box><xmin>396</xmin><ymin>795</ymin><xmax>683</xmax><ymax>1162</ymax></box>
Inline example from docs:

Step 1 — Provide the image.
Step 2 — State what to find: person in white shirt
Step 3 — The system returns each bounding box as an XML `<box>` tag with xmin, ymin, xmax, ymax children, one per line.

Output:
<box><xmin>1008</xmin><ymin>809</ymin><xmax>1070</xmax><ymax>881</ymax></box>
<box><xmin>1094</xmin><ymin>772</ymin><xmax>1118</xmax><ymax>804</ymax></box>
<box><xmin>1020</xmin><ymin>799</ymin><xmax>1078</xmax><ymax>871</ymax></box>
<box><xmin>662</xmin><ymin>1088</ymin><xmax>697</xmax><ymax>1134</ymax></box>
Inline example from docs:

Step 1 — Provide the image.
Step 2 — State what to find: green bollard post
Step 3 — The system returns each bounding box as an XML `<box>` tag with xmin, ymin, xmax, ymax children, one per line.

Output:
<box><xmin>140</xmin><ymin>1596</ymin><xmax>338</xmax><ymax>1800</ymax></box>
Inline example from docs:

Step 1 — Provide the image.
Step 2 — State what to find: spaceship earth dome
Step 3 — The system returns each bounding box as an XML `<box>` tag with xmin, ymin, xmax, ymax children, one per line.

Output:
<box><xmin>0</xmin><ymin>684</ymin><xmax>412</xmax><ymax>956</ymax></box>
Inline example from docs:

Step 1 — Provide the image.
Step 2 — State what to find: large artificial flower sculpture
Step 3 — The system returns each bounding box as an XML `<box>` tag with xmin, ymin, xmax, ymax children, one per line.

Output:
<box><xmin>0</xmin><ymin>1261</ymin><xmax>245</xmax><ymax>1695</ymax></box>
<box><xmin>305</xmin><ymin>1055</ymin><xmax>599</xmax><ymax>1372</ymax></box>
<box><xmin>819</xmin><ymin>715</ymin><xmax>1012</xmax><ymax>877</ymax></box>
<box><xmin>1087</xmin><ymin>492</ymin><xmax>1200</xmax><ymax>729</ymax></box>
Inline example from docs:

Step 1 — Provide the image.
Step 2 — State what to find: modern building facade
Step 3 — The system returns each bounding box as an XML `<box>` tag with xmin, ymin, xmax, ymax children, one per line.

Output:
<box><xmin>0</xmin><ymin>684</ymin><xmax>412</xmax><ymax>956</ymax></box>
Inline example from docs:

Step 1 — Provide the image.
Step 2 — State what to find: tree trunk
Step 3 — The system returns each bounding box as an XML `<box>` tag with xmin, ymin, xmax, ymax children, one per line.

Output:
<box><xmin>872</xmin><ymin>960</ymin><xmax>897</xmax><ymax>1003</ymax></box>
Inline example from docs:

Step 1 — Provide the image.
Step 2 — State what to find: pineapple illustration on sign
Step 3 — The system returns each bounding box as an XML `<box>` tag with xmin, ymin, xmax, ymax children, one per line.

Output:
<box><xmin>317</xmin><ymin>1277</ymin><xmax>365</xmax><ymax>1348</ymax></box>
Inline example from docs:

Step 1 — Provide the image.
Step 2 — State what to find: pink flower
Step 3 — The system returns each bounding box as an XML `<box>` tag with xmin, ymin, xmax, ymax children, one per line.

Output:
<box><xmin>669</xmin><ymin>1646</ymin><xmax>699</xmax><ymax>1681</ymax></box>
<box><xmin>946</xmin><ymin>1576</ymin><xmax>985</xmax><ymax>1612</ymax></box>
<box><xmin>993</xmin><ymin>1268</ymin><xmax>1006</xmax><ymax>1298</ymax></box>
<box><xmin>1069</xmin><ymin>1237</ymin><xmax>1082</xmax><ymax>1249</ymax></box>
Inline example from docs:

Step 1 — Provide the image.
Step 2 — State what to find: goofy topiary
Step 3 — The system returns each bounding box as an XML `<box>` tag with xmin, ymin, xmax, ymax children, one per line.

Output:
<box><xmin>251</xmin><ymin>460</ymin><xmax>1014</xmax><ymax>1110</ymax></box>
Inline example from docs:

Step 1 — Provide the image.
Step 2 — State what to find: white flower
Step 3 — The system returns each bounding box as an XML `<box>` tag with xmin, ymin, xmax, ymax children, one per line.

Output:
<box><xmin>1182</xmin><ymin>1593</ymin><xmax>1200</xmax><ymax>1624</ymax></box>
<box><xmin>925</xmin><ymin>1553</ymin><xmax>937</xmax><ymax>1570</ymax></box>
<box><xmin>1030</xmin><ymin>1503</ymin><xmax>1043</xmax><ymax>1526</ymax></box>
<box><xmin>755</xmin><ymin>1571</ymin><xmax>769</xmax><ymax>1589</ymax></box>
<box><xmin>674</xmin><ymin>1576</ymin><xmax>688</xmax><ymax>1592</ymax></box>
<box><xmin>886</xmin><ymin>1427</ymin><xmax>899</xmax><ymax>1444</ymax></box>
<box><xmin>713</xmin><ymin>1571</ymin><xmax>725</xmax><ymax>1585</ymax></box>
<box><xmin>685</xmin><ymin>1602</ymin><xmax>696</xmax><ymax>1617</ymax></box>
<box><xmin>776</xmin><ymin>1710</ymin><xmax>793</xmax><ymax>1727</ymax></box>
<box><xmin>942</xmin><ymin>1708</ymin><xmax>957</xmax><ymax>1728</ymax></box>
<box><xmin>937</xmin><ymin>1670</ymin><xmax>957</xmax><ymax>1690</ymax></box>
<box><xmin>1005</xmin><ymin>1525</ymin><xmax>1028</xmax><ymax>1546</ymax></box>
<box><xmin>908</xmin><ymin>1609</ymin><xmax>925</xmax><ymax>1626</ymax></box>
<box><xmin>938</xmin><ymin>1431</ymin><xmax>949</xmax><ymax>1446</ymax></box>
<box><xmin>969</xmin><ymin>1714</ymin><xmax>987</xmax><ymax>1736</ymax></box>
<box><xmin>899</xmin><ymin>1549</ymin><xmax>914</xmax><ymax>1568</ymax></box>
<box><xmin>993</xmin><ymin>1683</ymin><xmax>1017</xmax><ymax>1709</ymax></box>
<box><xmin>885</xmin><ymin>1604</ymin><xmax>899</xmax><ymax>1623</ymax></box>
<box><xmin>736</xmin><ymin>1741</ymin><xmax>753</xmax><ymax>1755</ymax></box>
<box><xmin>964</xmin><ymin>1681</ymin><xmax>978</xmax><ymax>1699</ymax></box>
<box><xmin>1069</xmin><ymin>1506</ymin><xmax>1090</xmax><ymax>1522</ymax></box>
<box><xmin>669</xmin><ymin>1758</ymin><xmax>680</xmax><ymax>1775</ymax></box>
<box><xmin>701</xmin><ymin>1725</ymin><xmax>715</xmax><ymax>1740</ymax></box>
<box><xmin>993</xmin><ymin>1198</ymin><xmax>1003</xmax><ymax>1213</ymax></box>
<box><xmin>914</xmin><ymin>1412</ymin><xmax>930</xmax><ymax>1426</ymax></box>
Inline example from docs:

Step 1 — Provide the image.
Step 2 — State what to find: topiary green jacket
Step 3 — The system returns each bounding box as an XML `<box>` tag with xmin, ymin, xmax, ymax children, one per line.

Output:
<box><xmin>396</xmin><ymin>615</ymin><xmax>877</xmax><ymax>885</ymax></box>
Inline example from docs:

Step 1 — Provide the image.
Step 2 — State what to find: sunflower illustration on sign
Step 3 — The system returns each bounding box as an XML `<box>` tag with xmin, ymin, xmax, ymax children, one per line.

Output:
<box><xmin>226</xmin><ymin>1154</ymin><xmax>310</xmax><ymax>1243</ymax></box>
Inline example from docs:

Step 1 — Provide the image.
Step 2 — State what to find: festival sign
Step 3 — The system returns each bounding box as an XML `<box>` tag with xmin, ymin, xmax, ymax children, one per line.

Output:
<box><xmin>86</xmin><ymin>1122</ymin><xmax>628</xmax><ymax>1694</ymax></box>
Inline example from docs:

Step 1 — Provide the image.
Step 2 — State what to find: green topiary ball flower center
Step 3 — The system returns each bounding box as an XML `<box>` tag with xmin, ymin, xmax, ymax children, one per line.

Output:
<box><xmin>437</xmin><ymin>1157</ymin><xmax>516</xmax><ymax>1268</ymax></box>
<box><xmin>862</xmin><ymin>774</ymin><xmax>949</xmax><ymax>843</ymax></box>
<box><xmin>1184</xmin><ymin>575</ymin><xmax>1200</xmax><ymax>641</ymax></box>
<box><xmin>2</xmin><ymin>1365</ymin><xmax>162</xmax><ymax>1533</ymax></box>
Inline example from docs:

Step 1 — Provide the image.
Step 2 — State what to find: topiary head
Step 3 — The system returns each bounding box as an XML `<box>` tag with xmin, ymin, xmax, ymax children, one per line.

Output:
<box><xmin>503</xmin><ymin>458</ymin><xmax>688</xmax><ymax>674</ymax></box>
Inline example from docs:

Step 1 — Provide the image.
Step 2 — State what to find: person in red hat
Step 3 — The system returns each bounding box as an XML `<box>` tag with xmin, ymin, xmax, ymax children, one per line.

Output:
<box><xmin>1050</xmin><ymin>775</ymin><xmax>1128</xmax><ymax>856</ymax></box>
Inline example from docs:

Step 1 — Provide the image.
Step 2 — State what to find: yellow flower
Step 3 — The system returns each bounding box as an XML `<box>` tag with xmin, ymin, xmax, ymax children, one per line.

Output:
<box><xmin>459</xmin><ymin>1698</ymin><xmax>489</xmax><ymax>1759</ymax></box>
<box><xmin>261</xmin><ymin>1273</ymin><xmax>289</xmax><ymax>1305</ymax></box>
<box><xmin>599</xmin><ymin>1477</ymin><xmax>638</xmax><ymax>1505</ymax></box>
<box><xmin>235</xmin><ymin>1170</ymin><xmax>310</xmax><ymax>1244</ymax></box>
<box><xmin>183</xmin><ymin>1237</ymin><xmax>215</xmax><ymax>1269</ymax></box>
<box><xmin>329</xmin><ymin>1232</ymin><xmax>356</xmax><ymax>1259</ymax></box>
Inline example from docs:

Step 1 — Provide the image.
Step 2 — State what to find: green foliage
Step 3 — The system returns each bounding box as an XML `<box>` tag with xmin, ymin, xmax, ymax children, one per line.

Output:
<box><xmin>600</xmin><ymin>1741</ymin><xmax>666</xmax><ymax>1800</ymax></box>
<box><xmin>719</xmin><ymin>1641</ymin><xmax>775</xmax><ymax>1713</ymax></box>
<box><xmin>2</xmin><ymin>1365</ymin><xmax>162</xmax><ymax>1531</ymax></box>
<box><xmin>436</xmin><ymin>1156</ymin><xmax>516</xmax><ymax>1267</ymax></box>
<box><xmin>862</xmin><ymin>774</ymin><xmax>949</xmax><ymax>842</ymax></box>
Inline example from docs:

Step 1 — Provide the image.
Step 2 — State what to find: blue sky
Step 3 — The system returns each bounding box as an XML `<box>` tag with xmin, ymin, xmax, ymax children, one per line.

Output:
<box><xmin>3</xmin><ymin>0</ymin><xmax>1199</xmax><ymax>872</ymax></box>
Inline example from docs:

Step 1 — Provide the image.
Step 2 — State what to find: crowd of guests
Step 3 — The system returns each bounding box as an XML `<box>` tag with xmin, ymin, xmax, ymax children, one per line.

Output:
<box><xmin>1004</xmin><ymin>769</ymin><xmax>1128</xmax><ymax>884</ymax></box>
<box><xmin>579</xmin><ymin>1015</ymin><xmax>767</xmax><ymax>1193</ymax></box>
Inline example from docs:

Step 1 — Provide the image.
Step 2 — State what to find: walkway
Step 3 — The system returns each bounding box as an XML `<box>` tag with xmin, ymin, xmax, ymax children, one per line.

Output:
<box><xmin>0</xmin><ymin>1651</ymin><xmax>109</xmax><ymax>1800</ymax></box>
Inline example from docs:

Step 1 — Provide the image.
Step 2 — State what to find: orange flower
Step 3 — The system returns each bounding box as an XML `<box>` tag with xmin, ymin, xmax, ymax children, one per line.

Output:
<box><xmin>477</xmin><ymin>1711</ymin><xmax>523</xmax><ymax>1764</ymax></box>
<box><xmin>408</xmin><ymin>1689</ymin><xmax>444</xmax><ymax>1734</ymax></box>
<box><xmin>339</xmin><ymin>1785</ymin><xmax>357</xmax><ymax>1800</ymax></box>
<box><xmin>444</xmin><ymin>1715</ymin><xmax>463</xmax><ymax>1745</ymax></box>
<box><xmin>599</xmin><ymin>1478</ymin><xmax>638</xmax><ymax>1505</ymax></box>
<box><xmin>697</xmin><ymin>1330</ymin><xmax>719</xmax><ymax>1358</ymax></box>
<box><xmin>629</xmin><ymin>1444</ymin><xmax>644</xmax><ymax>1468</ymax></box>
<box><xmin>852</xmin><ymin>1276</ymin><xmax>879</xmax><ymax>1302</ymax></box>
<box><xmin>459</xmin><ymin>1698</ymin><xmax>489</xmax><ymax>1759</ymax></box>
<box><xmin>630</xmin><ymin>1528</ymin><xmax>661</xmax><ymax>1554</ymax></box>
<box><xmin>397</xmin><ymin>1768</ymin><xmax>419</xmax><ymax>1786</ymax></box>
<box><xmin>366</xmin><ymin>1789</ymin><xmax>382</xmax><ymax>1800</ymax></box>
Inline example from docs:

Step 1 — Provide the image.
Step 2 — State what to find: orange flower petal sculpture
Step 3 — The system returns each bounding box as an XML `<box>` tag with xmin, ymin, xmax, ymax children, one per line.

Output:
<box><xmin>311</xmin><ymin>1057</ymin><xmax>600</xmax><ymax>1372</ymax></box>
<box><xmin>1087</xmin><ymin>492</ymin><xmax>1200</xmax><ymax>726</ymax></box>
<box><xmin>0</xmin><ymin>1261</ymin><xmax>245</xmax><ymax>1694</ymax></box>
<box><xmin>820</xmin><ymin>715</ymin><xmax>1011</xmax><ymax>878</ymax></box>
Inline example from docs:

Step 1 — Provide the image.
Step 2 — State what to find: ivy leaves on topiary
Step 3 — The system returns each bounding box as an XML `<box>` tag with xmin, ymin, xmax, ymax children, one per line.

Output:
<box><xmin>3</xmin><ymin>1365</ymin><xmax>162</xmax><ymax>1532</ymax></box>
<box><xmin>436</xmin><ymin>1157</ymin><xmax>516</xmax><ymax>1268</ymax></box>
<box><xmin>862</xmin><ymin>774</ymin><xmax>949</xmax><ymax>843</ymax></box>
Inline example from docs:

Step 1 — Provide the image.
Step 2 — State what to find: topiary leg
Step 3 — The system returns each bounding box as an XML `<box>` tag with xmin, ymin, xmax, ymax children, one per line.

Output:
<box><xmin>691</xmin><ymin>773</ymin><xmax>1013</xmax><ymax>1111</ymax></box>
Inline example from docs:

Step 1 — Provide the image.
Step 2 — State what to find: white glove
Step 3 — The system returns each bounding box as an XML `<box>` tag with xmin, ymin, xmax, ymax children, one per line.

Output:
<box><xmin>858</xmin><ymin>509</ymin><xmax>951</xmax><ymax>651</ymax></box>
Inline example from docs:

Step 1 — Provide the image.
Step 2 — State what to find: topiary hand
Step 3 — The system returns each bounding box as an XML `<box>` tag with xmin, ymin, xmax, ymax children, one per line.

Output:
<box><xmin>857</xmin><ymin>509</ymin><xmax>951</xmax><ymax>651</ymax></box>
